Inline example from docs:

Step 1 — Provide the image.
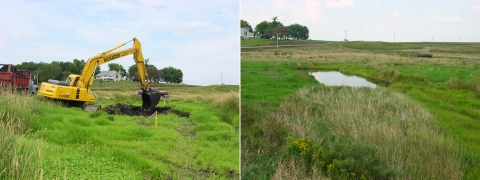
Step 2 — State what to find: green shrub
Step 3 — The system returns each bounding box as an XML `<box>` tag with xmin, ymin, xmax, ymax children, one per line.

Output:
<box><xmin>288</xmin><ymin>137</ymin><xmax>397</xmax><ymax>180</ymax></box>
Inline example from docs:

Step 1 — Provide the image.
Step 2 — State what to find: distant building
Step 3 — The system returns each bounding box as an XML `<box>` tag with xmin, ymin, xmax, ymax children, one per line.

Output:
<box><xmin>241</xmin><ymin>27</ymin><xmax>252</xmax><ymax>40</ymax></box>
<box><xmin>96</xmin><ymin>70</ymin><xmax>122</xmax><ymax>82</ymax></box>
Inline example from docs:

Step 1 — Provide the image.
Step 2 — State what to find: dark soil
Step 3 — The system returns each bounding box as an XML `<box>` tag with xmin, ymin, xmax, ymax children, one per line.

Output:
<box><xmin>102</xmin><ymin>103</ymin><xmax>190</xmax><ymax>118</ymax></box>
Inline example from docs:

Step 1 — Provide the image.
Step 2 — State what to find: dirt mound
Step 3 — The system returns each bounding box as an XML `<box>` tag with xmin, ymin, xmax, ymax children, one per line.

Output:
<box><xmin>102</xmin><ymin>103</ymin><xmax>190</xmax><ymax>118</ymax></box>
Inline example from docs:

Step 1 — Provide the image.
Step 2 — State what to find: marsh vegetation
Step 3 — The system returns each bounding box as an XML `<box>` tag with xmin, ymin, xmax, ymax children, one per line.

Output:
<box><xmin>241</xmin><ymin>39</ymin><xmax>480</xmax><ymax>179</ymax></box>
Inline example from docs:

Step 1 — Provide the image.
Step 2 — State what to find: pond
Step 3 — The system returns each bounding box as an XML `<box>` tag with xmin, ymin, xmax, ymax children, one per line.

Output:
<box><xmin>309</xmin><ymin>71</ymin><xmax>377</xmax><ymax>88</ymax></box>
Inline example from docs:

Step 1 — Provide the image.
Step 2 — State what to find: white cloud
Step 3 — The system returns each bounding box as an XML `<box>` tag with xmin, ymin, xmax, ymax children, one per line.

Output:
<box><xmin>428</xmin><ymin>11</ymin><xmax>466</xmax><ymax>22</ymax></box>
<box><xmin>388</xmin><ymin>12</ymin><xmax>399</xmax><ymax>18</ymax></box>
<box><xmin>274</xmin><ymin>0</ymin><xmax>288</xmax><ymax>8</ymax></box>
<box><xmin>370</xmin><ymin>13</ymin><xmax>377</xmax><ymax>17</ymax></box>
<box><xmin>305</xmin><ymin>0</ymin><xmax>322</xmax><ymax>21</ymax></box>
<box><xmin>325</xmin><ymin>0</ymin><xmax>355</xmax><ymax>8</ymax></box>
<box><xmin>176</xmin><ymin>21</ymin><xmax>224</xmax><ymax>35</ymax></box>
<box><xmin>374</xmin><ymin>4</ymin><xmax>380</xmax><ymax>8</ymax></box>
<box><xmin>472</xmin><ymin>4</ymin><xmax>480</xmax><ymax>12</ymax></box>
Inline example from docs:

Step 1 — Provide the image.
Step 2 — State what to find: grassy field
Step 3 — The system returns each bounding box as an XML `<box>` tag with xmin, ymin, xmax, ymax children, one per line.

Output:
<box><xmin>241</xmin><ymin>39</ymin><xmax>480</xmax><ymax>179</ymax></box>
<box><xmin>1</xmin><ymin>82</ymin><xmax>239</xmax><ymax>179</ymax></box>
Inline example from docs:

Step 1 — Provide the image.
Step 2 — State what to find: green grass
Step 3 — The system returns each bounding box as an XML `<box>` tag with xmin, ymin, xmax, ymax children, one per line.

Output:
<box><xmin>0</xmin><ymin>84</ymin><xmax>239</xmax><ymax>179</ymax></box>
<box><xmin>241</xmin><ymin>60</ymin><xmax>465</xmax><ymax>179</ymax></box>
<box><xmin>241</xmin><ymin>60</ymin><xmax>318</xmax><ymax>106</ymax></box>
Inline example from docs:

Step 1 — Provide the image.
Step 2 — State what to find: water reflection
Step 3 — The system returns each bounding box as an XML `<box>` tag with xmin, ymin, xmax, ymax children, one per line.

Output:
<box><xmin>309</xmin><ymin>71</ymin><xmax>377</xmax><ymax>88</ymax></box>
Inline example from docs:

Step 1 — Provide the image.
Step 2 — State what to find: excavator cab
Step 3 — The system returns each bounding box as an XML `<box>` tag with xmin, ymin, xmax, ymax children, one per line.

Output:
<box><xmin>140</xmin><ymin>88</ymin><xmax>161</xmax><ymax>113</ymax></box>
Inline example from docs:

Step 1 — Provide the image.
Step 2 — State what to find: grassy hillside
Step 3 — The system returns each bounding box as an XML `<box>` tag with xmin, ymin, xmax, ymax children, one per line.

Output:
<box><xmin>1</xmin><ymin>83</ymin><xmax>239</xmax><ymax>179</ymax></box>
<box><xmin>241</xmin><ymin>40</ymin><xmax>480</xmax><ymax>179</ymax></box>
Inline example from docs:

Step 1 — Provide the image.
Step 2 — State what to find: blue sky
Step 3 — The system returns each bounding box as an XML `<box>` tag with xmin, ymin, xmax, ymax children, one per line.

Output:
<box><xmin>0</xmin><ymin>0</ymin><xmax>239</xmax><ymax>86</ymax></box>
<box><xmin>242</xmin><ymin>0</ymin><xmax>480</xmax><ymax>42</ymax></box>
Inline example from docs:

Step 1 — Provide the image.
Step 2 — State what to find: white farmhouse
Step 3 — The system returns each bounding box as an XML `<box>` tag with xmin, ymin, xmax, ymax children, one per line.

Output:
<box><xmin>241</xmin><ymin>27</ymin><xmax>252</xmax><ymax>39</ymax></box>
<box><xmin>95</xmin><ymin>70</ymin><xmax>122</xmax><ymax>82</ymax></box>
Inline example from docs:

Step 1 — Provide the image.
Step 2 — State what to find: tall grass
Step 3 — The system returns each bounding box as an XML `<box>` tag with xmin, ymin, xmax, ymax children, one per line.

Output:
<box><xmin>278</xmin><ymin>86</ymin><xmax>463</xmax><ymax>179</ymax></box>
<box><xmin>0</xmin><ymin>87</ymin><xmax>54</xmax><ymax>179</ymax></box>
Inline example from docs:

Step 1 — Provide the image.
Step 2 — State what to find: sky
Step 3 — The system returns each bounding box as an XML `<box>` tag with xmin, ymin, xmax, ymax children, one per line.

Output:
<box><xmin>242</xmin><ymin>0</ymin><xmax>480</xmax><ymax>42</ymax></box>
<box><xmin>0</xmin><ymin>0</ymin><xmax>239</xmax><ymax>86</ymax></box>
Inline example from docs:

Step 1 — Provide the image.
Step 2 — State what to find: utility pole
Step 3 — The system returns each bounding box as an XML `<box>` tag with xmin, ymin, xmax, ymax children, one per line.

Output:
<box><xmin>344</xmin><ymin>30</ymin><xmax>346</xmax><ymax>40</ymax></box>
<box><xmin>460</xmin><ymin>38</ymin><xmax>461</xmax><ymax>42</ymax></box>
<box><xmin>221</xmin><ymin>72</ymin><xmax>223</xmax><ymax>85</ymax></box>
<box><xmin>276</xmin><ymin>33</ymin><xmax>279</xmax><ymax>48</ymax></box>
<box><xmin>36</xmin><ymin>70</ymin><xmax>39</xmax><ymax>85</ymax></box>
<box><xmin>394</xmin><ymin>33</ymin><xmax>396</xmax><ymax>42</ymax></box>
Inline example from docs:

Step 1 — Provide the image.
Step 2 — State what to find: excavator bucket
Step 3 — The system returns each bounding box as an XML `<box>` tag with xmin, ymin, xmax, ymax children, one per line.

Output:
<box><xmin>141</xmin><ymin>89</ymin><xmax>161</xmax><ymax>113</ymax></box>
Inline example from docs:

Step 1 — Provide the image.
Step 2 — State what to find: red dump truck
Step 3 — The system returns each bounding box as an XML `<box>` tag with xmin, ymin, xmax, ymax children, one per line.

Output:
<box><xmin>0</xmin><ymin>64</ymin><xmax>37</xmax><ymax>93</ymax></box>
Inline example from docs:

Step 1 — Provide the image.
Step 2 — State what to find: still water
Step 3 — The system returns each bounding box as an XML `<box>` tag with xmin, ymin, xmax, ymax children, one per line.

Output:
<box><xmin>309</xmin><ymin>71</ymin><xmax>377</xmax><ymax>88</ymax></box>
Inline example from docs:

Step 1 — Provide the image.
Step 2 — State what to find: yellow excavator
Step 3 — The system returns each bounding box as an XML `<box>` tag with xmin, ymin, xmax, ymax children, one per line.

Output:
<box><xmin>38</xmin><ymin>38</ymin><xmax>161</xmax><ymax>112</ymax></box>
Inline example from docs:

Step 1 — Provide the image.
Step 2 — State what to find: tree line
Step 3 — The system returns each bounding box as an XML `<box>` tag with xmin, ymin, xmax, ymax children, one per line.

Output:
<box><xmin>127</xmin><ymin>59</ymin><xmax>183</xmax><ymax>84</ymax></box>
<box><xmin>16</xmin><ymin>59</ymin><xmax>183</xmax><ymax>84</ymax></box>
<box><xmin>241</xmin><ymin>16</ymin><xmax>310</xmax><ymax>40</ymax></box>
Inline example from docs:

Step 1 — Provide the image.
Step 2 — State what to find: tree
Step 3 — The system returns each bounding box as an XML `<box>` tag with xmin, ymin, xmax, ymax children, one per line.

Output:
<box><xmin>157</xmin><ymin>70</ymin><xmax>165</xmax><ymax>82</ymax></box>
<box><xmin>275</xmin><ymin>25</ymin><xmax>290</xmax><ymax>39</ymax></box>
<box><xmin>161</xmin><ymin>67</ymin><xmax>183</xmax><ymax>84</ymax></box>
<box><xmin>107</xmin><ymin>63</ymin><xmax>127</xmax><ymax>77</ymax></box>
<box><xmin>94</xmin><ymin>66</ymin><xmax>101</xmax><ymax>76</ymax></box>
<box><xmin>271</xmin><ymin>16</ymin><xmax>280</xmax><ymax>27</ymax></box>
<box><xmin>127</xmin><ymin>60</ymin><xmax>158</xmax><ymax>82</ymax></box>
<box><xmin>128</xmin><ymin>64</ymin><xmax>137</xmax><ymax>81</ymax></box>
<box><xmin>288</xmin><ymin>23</ymin><xmax>310</xmax><ymax>40</ymax></box>
<box><xmin>38</xmin><ymin>62</ymin><xmax>62</xmax><ymax>82</ymax></box>
<box><xmin>254</xmin><ymin>16</ymin><xmax>285</xmax><ymax>39</ymax></box>
<box><xmin>240</xmin><ymin>19</ymin><xmax>253</xmax><ymax>33</ymax></box>
<box><xmin>72</xmin><ymin>59</ymin><xmax>86</xmax><ymax>74</ymax></box>
<box><xmin>255</xmin><ymin>21</ymin><xmax>270</xmax><ymax>38</ymax></box>
<box><xmin>146</xmin><ymin>66</ymin><xmax>159</xmax><ymax>82</ymax></box>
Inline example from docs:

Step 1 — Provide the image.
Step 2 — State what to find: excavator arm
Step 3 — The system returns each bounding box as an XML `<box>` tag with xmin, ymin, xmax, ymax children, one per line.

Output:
<box><xmin>77</xmin><ymin>38</ymin><xmax>151</xmax><ymax>93</ymax></box>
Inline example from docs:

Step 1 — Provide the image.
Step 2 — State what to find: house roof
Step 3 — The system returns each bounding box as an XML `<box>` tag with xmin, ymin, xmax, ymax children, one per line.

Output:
<box><xmin>96</xmin><ymin>71</ymin><xmax>119</xmax><ymax>77</ymax></box>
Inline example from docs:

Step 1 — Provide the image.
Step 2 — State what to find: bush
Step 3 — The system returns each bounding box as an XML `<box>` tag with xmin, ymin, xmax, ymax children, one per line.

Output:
<box><xmin>287</xmin><ymin>137</ymin><xmax>397</xmax><ymax>180</ymax></box>
<box><xmin>217</xmin><ymin>95</ymin><xmax>239</xmax><ymax>126</ymax></box>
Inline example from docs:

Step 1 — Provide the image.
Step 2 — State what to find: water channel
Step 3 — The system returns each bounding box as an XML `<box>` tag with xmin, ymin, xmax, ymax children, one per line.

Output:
<box><xmin>309</xmin><ymin>71</ymin><xmax>377</xmax><ymax>88</ymax></box>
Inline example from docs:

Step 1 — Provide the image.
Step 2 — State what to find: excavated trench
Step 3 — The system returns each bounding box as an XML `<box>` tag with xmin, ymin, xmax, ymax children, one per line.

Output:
<box><xmin>102</xmin><ymin>103</ymin><xmax>190</xmax><ymax>118</ymax></box>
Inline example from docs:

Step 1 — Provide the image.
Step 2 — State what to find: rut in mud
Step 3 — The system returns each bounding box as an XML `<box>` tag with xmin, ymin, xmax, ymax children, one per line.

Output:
<box><xmin>102</xmin><ymin>103</ymin><xmax>190</xmax><ymax>118</ymax></box>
